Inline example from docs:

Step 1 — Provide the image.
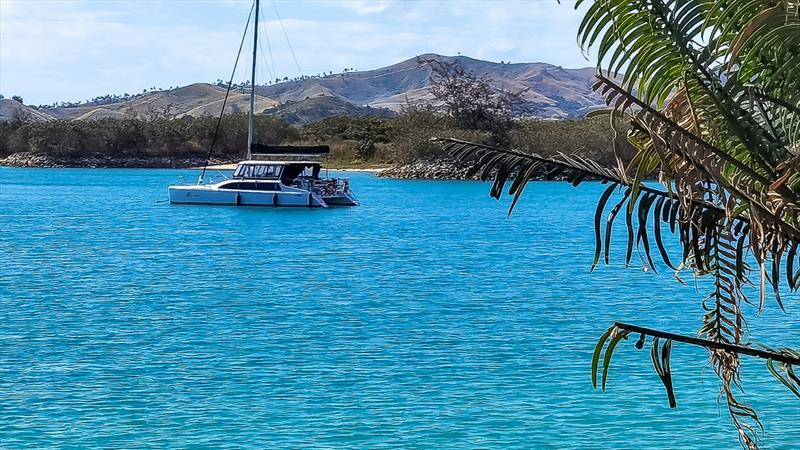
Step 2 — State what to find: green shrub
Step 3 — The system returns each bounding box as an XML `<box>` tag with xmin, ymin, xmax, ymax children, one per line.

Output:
<box><xmin>388</xmin><ymin>105</ymin><xmax>490</xmax><ymax>162</ymax></box>
<box><xmin>0</xmin><ymin>109</ymin><xmax>632</xmax><ymax>168</ymax></box>
<box><xmin>510</xmin><ymin>116</ymin><xmax>635</xmax><ymax>167</ymax></box>
<box><xmin>301</xmin><ymin>115</ymin><xmax>393</xmax><ymax>143</ymax></box>
<box><xmin>0</xmin><ymin>114</ymin><xmax>298</xmax><ymax>159</ymax></box>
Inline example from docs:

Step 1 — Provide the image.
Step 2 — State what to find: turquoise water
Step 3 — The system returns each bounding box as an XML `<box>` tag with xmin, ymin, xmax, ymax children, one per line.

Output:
<box><xmin>1</xmin><ymin>167</ymin><xmax>798</xmax><ymax>449</ymax></box>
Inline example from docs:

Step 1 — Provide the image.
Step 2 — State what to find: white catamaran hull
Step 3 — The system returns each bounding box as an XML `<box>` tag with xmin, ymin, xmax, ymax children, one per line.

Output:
<box><xmin>169</xmin><ymin>186</ymin><xmax>329</xmax><ymax>207</ymax></box>
<box><xmin>322</xmin><ymin>192</ymin><xmax>360</xmax><ymax>206</ymax></box>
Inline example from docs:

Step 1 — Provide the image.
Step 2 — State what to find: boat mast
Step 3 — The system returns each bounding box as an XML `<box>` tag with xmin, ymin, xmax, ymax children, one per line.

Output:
<box><xmin>246</xmin><ymin>0</ymin><xmax>260</xmax><ymax>160</ymax></box>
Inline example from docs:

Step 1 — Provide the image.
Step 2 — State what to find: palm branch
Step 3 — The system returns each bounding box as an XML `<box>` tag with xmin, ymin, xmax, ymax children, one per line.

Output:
<box><xmin>440</xmin><ymin>133</ymin><xmax>799</xmax><ymax>447</ymax></box>
<box><xmin>442</xmin><ymin>0</ymin><xmax>800</xmax><ymax>446</ymax></box>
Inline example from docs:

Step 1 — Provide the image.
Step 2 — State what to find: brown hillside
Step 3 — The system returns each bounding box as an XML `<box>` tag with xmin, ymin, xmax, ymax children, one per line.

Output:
<box><xmin>23</xmin><ymin>53</ymin><xmax>610</xmax><ymax>123</ymax></box>
<box><xmin>0</xmin><ymin>99</ymin><xmax>56</xmax><ymax>122</ymax></box>
<box><xmin>45</xmin><ymin>83</ymin><xmax>276</xmax><ymax>121</ymax></box>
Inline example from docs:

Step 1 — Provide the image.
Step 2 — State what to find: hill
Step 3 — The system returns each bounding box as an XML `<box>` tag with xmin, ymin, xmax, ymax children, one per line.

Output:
<box><xmin>256</xmin><ymin>54</ymin><xmax>604</xmax><ymax>118</ymax></box>
<box><xmin>0</xmin><ymin>99</ymin><xmax>56</xmax><ymax>122</ymax></box>
<box><xmin>6</xmin><ymin>53</ymin><xmax>607</xmax><ymax>124</ymax></box>
<box><xmin>44</xmin><ymin>84</ymin><xmax>277</xmax><ymax>121</ymax></box>
<box><xmin>267</xmin><ymin>96</ymin><xmax>396</xmax><ymax>125</ymax></box>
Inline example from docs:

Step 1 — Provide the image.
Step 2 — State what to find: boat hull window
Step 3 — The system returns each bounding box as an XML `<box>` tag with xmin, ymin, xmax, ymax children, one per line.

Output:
<box><xmin>220</xmin><ymin>182</ymin><xmax>281</xmax><ymax>191</ymax></box>
<box><xmin>234</xmin><ymin>164</ymin><xmax>282</xmax><ymax>179</ymax></box>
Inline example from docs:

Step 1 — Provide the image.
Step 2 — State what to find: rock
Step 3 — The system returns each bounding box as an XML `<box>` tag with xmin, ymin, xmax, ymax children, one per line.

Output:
<box><xmin>378</xmin><ymin>157</ymin><xmax>580</xmax><ymax>181</ymax></box>
<box><xmin>0</xmin><ymin>152</ymin><xmax>232</xmax><ymax>169</ymax></box>
<box><xmin>378</xmin><ymin>158</ymin><xmax>478</xmax><ymax>180</ymax></box>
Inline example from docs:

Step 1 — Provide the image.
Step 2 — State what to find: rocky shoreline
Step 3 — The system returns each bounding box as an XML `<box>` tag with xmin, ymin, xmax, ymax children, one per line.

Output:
<box><xmin>377</xmin><ymin>158</ymin><xmax>480</xmax><ymax>180</ymax></box>
<box><xmin>0</xmin><ymin>152</ymin><xmax>230</xmax><ymax>169</ymax></box>
<box><xmin>1</xmin><ymin>152</ymin><xmax>474</xmax><ymax>178</ymax></box>
<box><xmin>377</xmin><ymin>157</ymin><xmax>603</xmax><ymax>181</ymax></box>
<box><xmin>1</xmin><ymin>152</ymin><xmax>542</xmax><ymax>181</ymax></box>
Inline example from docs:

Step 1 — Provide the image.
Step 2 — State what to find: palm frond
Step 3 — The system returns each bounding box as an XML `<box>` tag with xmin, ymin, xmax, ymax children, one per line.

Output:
<box><xmin>592</xmin><ymin>321</ymin><xmax>800</xmax><ymax>438</ymax></box>
<box><xmin>699</xmin><ymin>218</ymin><xmax>762</xmax><ymax>448</ymax></box>
<box><xmin>438</xmin><ymin>137</ymin><xmax>755</xmax><ymax>274</ymax></box>
<box><xmin>579</xmin><ymin>0</ymin><xmax>795</xmax><ymax>181</ymax></box>
<box><xmin>764</xmin><ymin>347</ymin><xmax>800</xmax><ymax>399</ymax></box>
<box><xmin>437</xmin><ymin>137</ymin><xmax>627</xmax><ymax>214</ymax></box>
<box><xmin>447</xmin><ymin>0</ymin><xmax>800</xmax><ymax>445</ymax></box>
<box><xmin>562</xmin><ymin>0</ymin><xmax>800</xmax><ymax>447</ymax></box>
<box><xmin>442</xmin><ymin>131</ymin><xmax>799</xmax><ymax>447</ymax></box>
<box><xmin>593</xmin><ymin>73</ymin><xmax>775</xmax><ymax>195</ymax></box>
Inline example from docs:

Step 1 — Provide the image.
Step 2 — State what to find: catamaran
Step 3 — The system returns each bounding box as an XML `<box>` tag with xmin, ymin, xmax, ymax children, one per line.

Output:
<box><xmin>169</xmin><ymin>147</ymin><xmax>358</xmax><ymax>207</ymax></box>
<box><xmin>168</xmin><ymin>0</ymin><xmax>358</xmax><ymax>208</ymax></box>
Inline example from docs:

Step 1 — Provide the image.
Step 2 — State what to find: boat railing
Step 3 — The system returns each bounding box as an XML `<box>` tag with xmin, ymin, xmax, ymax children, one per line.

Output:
<box><xmin>310</xmin><ymin>177</ymin><xmax>351</xmax><ymax>194</ymax></box>
<box><xmin>287</xmin><ymin>176</ymin><xmax>351</xmax><ymax>194</ymax></box>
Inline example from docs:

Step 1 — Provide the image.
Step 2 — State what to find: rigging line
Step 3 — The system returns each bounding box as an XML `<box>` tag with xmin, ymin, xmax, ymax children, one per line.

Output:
<box><xmin>270</xmin><ymin>0</ymin><xmax>301</xmax><ymax>75</ymax></box>
<box><xmin>198</xmin><ymin>1</ymin><xmax>255</xmax><ymax>184</ymax></box>
<box><xmin>258</xmin><ymin>39</ymin><xmax>274</xmax><ymax>82</ymax></box>
<box><xmin>258</xmin><ymin>39</ymin><xmax>274</xmax><ymax>84</ymax></box>
<box><xmin>254</xmin><ymin>10</ymin><xmax>273</xmax><ymax>82</ymax></box>
<box><xmin>260</xmin><ymin>11</ymin><xmax>276</xmax><ymax>81</ymax></box>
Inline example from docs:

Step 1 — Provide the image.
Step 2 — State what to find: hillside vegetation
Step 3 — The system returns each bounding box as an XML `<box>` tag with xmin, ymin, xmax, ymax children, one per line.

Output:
<box><xmin>0</xmin><ymin>110</ymin><xmax>631</xmax><ymax>169</ymax></box>
<box><xmin>42</xmin><ymin>84</ymin><xmax>277</xmax><ymax>121</ymax></box>
<box><xmin>0</xmin><ymin>59</ymin><xmax>632</xmax><ymax>168</ymax></box>
<box><xmin>255</xmin><ymin>54</ymin><xmax>605</xmax><ymax>118</ymax></box>
<box><xmin>0</xmin><ymin>115</ymin><xmax>295</xmax><ymax>160</ymax></box>
<box><xmin>0</xmin><ymin>55</ymin><xmax>630</xmax><ymax>170</ymax></box>
<box><xmin>0</xmin><ymin>99</ymin><xmax>57</xmax><ymax>122</ymax></box>
<box><xmin>3</xmin><ymin>54</ymin><xmax>608</xmax><ymax>126</ymax></box>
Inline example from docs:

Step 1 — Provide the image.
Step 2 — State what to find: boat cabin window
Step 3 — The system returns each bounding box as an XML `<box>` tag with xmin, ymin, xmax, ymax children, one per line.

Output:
<box><xmin>220</xmin><ymin>181</ymin><xmax>281</xmax><ymax>191</ymax></box>
<box><xmin>234</xmin><ymin>164</ymin><xmax>282</xmax><ymax>179</ymax></box>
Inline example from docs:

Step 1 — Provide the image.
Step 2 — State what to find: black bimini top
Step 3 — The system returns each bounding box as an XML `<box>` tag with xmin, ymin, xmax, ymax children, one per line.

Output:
<box><xmin>233</xmin><ymin>161</ymin><xmax>321</xmax><ymax>182</ymax></box>
<box><xmin>250</xmin><ymin>144</ymin><xmax>330</xmax><ymax>157</ymax></box>
<box><xmin>280</xmin><ymin>162</ymin><xmax>321</xmax><ymax>183</ymax></box>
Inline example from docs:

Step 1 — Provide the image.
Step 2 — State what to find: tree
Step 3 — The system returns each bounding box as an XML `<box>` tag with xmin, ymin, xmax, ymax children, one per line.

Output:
<box><xmin>441</xmin><ymin>0</ymin><xmax>800</xmax><ymax>448</ymax></box>
<box><xmin>421</xmin><ymin>57</ymin><xmax>527</xmax><ymax>146</ymax></box>
<box><xmin>11</xmin><ymin>95</ymin><xmax>23</xmax><ymax>104</ymax></box>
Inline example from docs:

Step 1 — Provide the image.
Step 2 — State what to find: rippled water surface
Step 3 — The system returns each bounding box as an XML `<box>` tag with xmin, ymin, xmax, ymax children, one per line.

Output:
<box><xmin>1</xmin><ymin>167</ymin><xmax>798</xmax><ymax>449</ymax></box>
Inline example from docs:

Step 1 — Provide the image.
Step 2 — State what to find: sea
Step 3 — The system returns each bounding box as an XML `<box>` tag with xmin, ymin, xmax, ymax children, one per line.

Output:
<box><xmin>1</xmin><ymin>167</ymin><xmax>798</xmax><ymax>449</ymax></box>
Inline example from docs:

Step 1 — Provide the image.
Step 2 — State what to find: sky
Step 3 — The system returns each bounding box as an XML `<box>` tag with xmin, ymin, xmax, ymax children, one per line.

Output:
<box><xmin>0</xmin><ymin>0</ymin><xmax>596</xmax><ymax>106</ymax></box>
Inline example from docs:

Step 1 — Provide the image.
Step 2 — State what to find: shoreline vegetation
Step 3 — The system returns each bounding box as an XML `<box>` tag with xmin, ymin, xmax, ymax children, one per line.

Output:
<box><xmin>0</xmin><ymin>60</ymin><xmax>634</xmax><ymax>179</ymax></box>
<box><xmin>0</xmin><ymin>112</ymin><xmax>633</xmax><ymax>179</ymax></box>
<box><xmin>0</xmin><ymin>152</ymin><xmax>389</xmax><ymax>173</ymax></box>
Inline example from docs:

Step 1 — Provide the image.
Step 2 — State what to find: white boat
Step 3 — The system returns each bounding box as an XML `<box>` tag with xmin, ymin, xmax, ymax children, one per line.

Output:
<box><xmin>169</xmin><ymin>159</ymin><xmax>358</xmax><ymax>207</ymax></box>
<box><xmin>168</xmin><ymin>0</ymin><xmax>359</xmax><ymax>208</ymax></box>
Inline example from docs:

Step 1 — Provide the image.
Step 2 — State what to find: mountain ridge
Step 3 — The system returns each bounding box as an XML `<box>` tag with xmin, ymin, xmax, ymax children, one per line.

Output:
<box><xmin>4</xmin><ymin>54</ymin><xmax>606</xmax><ymax>124</ymax></box>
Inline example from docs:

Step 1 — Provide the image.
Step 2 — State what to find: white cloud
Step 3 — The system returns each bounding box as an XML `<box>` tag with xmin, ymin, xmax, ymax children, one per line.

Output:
<box><xmin>0</xmin><ymin>2</ymin><xmax>249</xmax><ymax>104</ymax></box>
<box><xmin>329</xmin><ymin>0</ymin><xmax>394</xmax><ymax>15</ymax></box>
<box><xmin>0</xmin><ymin>0</ymin><xmax>594</xmax><ymax>105</ymax></box>
<box><xmin>221</xmin><ymin>0</ymin><xmax>254</xmax><ymax>10</ymax></box>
